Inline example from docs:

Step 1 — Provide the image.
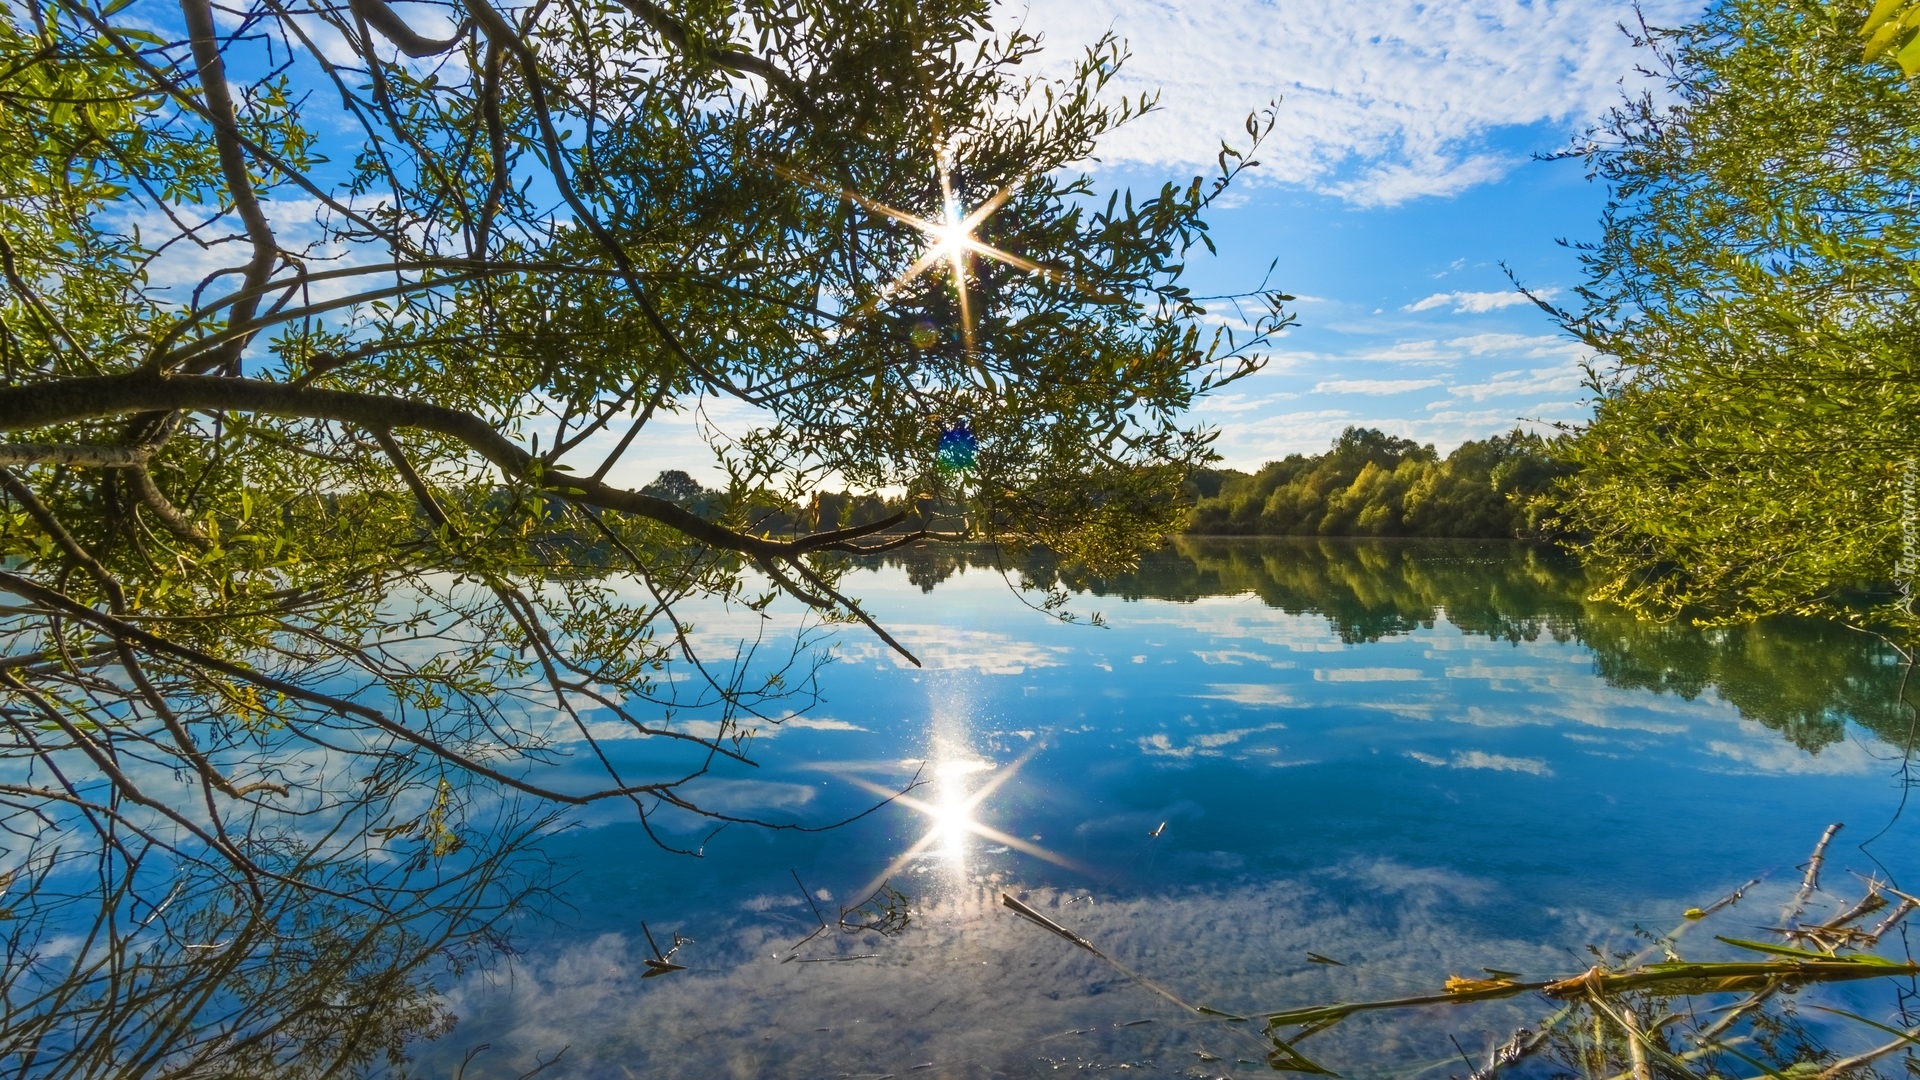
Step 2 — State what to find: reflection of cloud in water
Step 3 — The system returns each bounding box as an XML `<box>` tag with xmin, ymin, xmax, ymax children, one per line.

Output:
<box><xmin>1705</xmin><ymin>737</ymin><xmax>1883</xmax><ymax>776</ymax></box>
<box><xmin>1362</xmin><ymin>701</ymin><xmax>1440</xmax><ymax>720</ymax></box>
<box><xmin>1444</xmin><ymin>663</ymin><xmax>1562</xmax><ymax>683</ymax></box>
<box><xmin>1315</xmin><ymin>667</ymin><xmax>1426</xmax><ymax>682</ymax></box>
<box><xmin>682</xmin><ymin>779</ymin><xmax>820</xmax><ymax>812</ymax></box>
<box><xmin>579</xmin><ymin>714</ymin><xmax>868</xmax><ymax>743</ymax></box>
<box><xmin>1197</xmin><ymin>682</ymin><xmax>1298</xmax><ymax>706</ymax></box>
<box><xmin>1137</xmin><ymin>722</ymin><xmax>1288</xmax><ymax>759</ymax></box>
<box><xmin>1408</xmin><ymin>750</ymin><xmax>1554</xmax><ymax>776</ymax></box>
<box><xmin>428</xmin><ymin>866</ymin><xmax>1615</xmax><ymax>1079</ymax></box>
<box><xmin>1191</xmin><ymin>648</ymin><xmax>1290</xmax><ymax>666</ymax></box>
<box><xmin>839</xmin><ymin>625</ymin><xmax>1073</xmax><ymax>674</ymax></box>
<box><xmin>1534</xmin><ymin>697</ymin><xmax>1697</xmax><ymax>736</ymax></box>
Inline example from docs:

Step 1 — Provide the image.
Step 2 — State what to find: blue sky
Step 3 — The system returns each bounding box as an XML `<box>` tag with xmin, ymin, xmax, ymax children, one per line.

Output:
<box><xmin>144</xmin><ymin>0</ymin><xmax>1707</xmax><ymax>483</ymax></box>
<box><xmin>1009</xmin><ymin>0</ymin><xmax>1705</xmax><ymax>471</ymax></box>
<box><xmin>611</xmin><ymin>0</ymin><xmax>1706</xmax><ymax>482</ymax></box>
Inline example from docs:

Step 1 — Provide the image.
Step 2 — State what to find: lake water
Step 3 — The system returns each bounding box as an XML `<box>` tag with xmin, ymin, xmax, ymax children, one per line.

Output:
<box><xmin>421</xmin><ymin>538</ymin><xmax>1920</xmax><ymax>1078</ymax></box>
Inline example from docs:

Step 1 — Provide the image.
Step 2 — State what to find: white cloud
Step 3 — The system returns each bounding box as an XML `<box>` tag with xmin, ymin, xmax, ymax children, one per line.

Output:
<box><xmin>781</xmin><ymin>717</ymin><xmax>870</xmax><ymax>732</ymax></box>
<box><xmin>1329</xmin><ymin>153</ymin><xmax>1517</xmax><ymax>206</ymax></box>
<box><xmin>1443</xmin><ymin>362</ymin><xmax>1586</xmax><ymax>403</ymax></box>
<box><xmin>1405</xmin><ymin>289</ymin><xmax>1552</xmax><ymax>314</ymax></box>
<box><xmin>580</xmin><ymin>713</ymin><xmax>866</xmax><ymax>744</ymax></box>
<box><xmin>1191</xmin><ymin>649</ymin><xmax>1283</xmax><ymax>666</ymax></box>
<box><xmin>1205</xmin><ymin>407</ymin><xmax>1575</xmax><ymax>470</ymax></box>
<box><xmin>1011</xmin><ymin>0</ymin><xmax>1698</xmax><ymax>204</ymax></box>
<box><xmin>1446</xmin><ymin>333</ymin><xmax>1580</xmax><ymax>357</ymax></box>
<box><xmin>1352</xmin><ymin>340</ymin><xmax>1460</xmax><ymax>365</ymax></box>
<box><xmin>837</xmin><ymin>625</ymin><xmax>1073</xmax><ymax>675</ymax></box>
<box><xmin>1311</xmin><ymin>377</ymin><xmax>1445</xmax><ymax>395</ymax></box>
<box><xmin>1442</xmin><ymin>665</ymin><xmax>1559</xmax><ymax>684</ymax></box>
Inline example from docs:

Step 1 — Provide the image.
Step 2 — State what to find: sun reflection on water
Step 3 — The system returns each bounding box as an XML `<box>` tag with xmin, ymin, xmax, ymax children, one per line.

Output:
<box><xmin>835</xmin><ymin>686</ymin><xmax>1088</xmax><ymax>904</ymax></box>
<box><xmin>931</xmin><ymin>756</ymin><xmax>994</xmax><ymax>865</ymax></box>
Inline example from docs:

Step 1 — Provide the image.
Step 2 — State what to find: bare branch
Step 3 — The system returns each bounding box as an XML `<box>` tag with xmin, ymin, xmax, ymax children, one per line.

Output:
<box><xmin>179</xmin><ymin>0</ymin><xmax>279</xmax><ymax>375</ymax></box>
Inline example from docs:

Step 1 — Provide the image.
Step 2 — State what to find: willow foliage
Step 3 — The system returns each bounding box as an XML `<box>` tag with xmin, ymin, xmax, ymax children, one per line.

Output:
<box><xmin>1553</xmin><ymin>0</ymin><xmax>1920</xmax><ymax>630</ymax></box>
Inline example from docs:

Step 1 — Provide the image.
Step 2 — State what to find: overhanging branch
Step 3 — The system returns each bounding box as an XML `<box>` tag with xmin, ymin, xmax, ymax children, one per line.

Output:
<box><xmin>0</xmin><ymin>372</ymin><xmax>919</xmax><ymax>560</ymax></box>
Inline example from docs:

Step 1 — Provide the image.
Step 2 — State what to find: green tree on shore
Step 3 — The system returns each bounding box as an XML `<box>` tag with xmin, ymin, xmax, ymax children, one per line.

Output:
<box><xmin>1547</xmin><ymin>0</ymin><xmax>1920</xmax><ymax>631</ymax></box>
<box><xmin>1187</xmin><ymin>426</ymin><xmax>1566</xmax><ymax>538</ymax></box>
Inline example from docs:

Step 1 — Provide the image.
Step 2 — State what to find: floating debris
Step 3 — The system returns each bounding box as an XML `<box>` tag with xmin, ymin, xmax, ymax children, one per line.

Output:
<box><xmin>1444</xmin><ymin>975</ymin><xmax>1518</xmax><ymax>995</ymax></box>
<box><xmin>793</xmin><ymin>868</ymin><xmax>828</xmax><ymax>928</ymax></box>
<box><xmin>839</xmin><ymin>880</ymin><xmax>913</xmax><ymax>937</ymax></box>
<box><xmin>1002</xmin><ymin>893</ymin><xmax>1101</xmax><ymax>954</ymax></box>
<box><xmin>639</xmin><ymin>921</ymin><xmax>691</xmax><ymax>978</ymax></box>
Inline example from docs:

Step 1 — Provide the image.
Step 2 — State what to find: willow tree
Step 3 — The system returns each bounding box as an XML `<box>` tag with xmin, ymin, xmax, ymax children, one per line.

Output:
<box><xmin>0</xmin><ymin>0</ymin><xmax>1288</xmax><ymax>1070</ymax></box>
<box><xmin>1548</xmin><ymin>0</ymin><xmax>1920</xmax><ymax>631</ymax></box>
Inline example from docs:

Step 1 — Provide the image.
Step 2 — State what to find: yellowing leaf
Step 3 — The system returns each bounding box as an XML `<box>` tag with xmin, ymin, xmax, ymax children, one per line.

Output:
<box><xmin>1444</xmin><ymin>975</ymin><xmax>1514</xmax><ymax>995</ymax></box>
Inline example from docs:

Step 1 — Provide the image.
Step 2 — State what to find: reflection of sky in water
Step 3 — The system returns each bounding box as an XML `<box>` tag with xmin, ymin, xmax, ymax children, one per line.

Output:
<box><xmin>425</xmin><ymin>543</ymin><xmax>1920</xmax><ymax>1077</ymax></box>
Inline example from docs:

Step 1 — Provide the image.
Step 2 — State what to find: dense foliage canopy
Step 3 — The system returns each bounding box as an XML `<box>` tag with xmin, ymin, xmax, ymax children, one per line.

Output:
<box><xmin>1551</xmin><ymin>0</ymin><xmax>1920</xmax><ymax>631</ymax></box>
<box><xmin>0</xmin><ymin>0</ymin><xmax>1288</xmax><ymax>1069</ymax></box>
<box><xmin>1186</xmin><ymin>426</ymin><xmax>1567</xmax><ymax>538</ymax></box>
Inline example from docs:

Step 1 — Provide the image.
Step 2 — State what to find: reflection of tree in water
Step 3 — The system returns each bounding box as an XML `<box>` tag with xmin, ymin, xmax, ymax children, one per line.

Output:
<box><xmin>0</xmin><ymin>779</ymin><xmax>551</xmax><ymax>1078</ymax></box>
<box><xmin>874</xmin><ymin>539</ymin><xmax>1915</xmax><ymax>756</ymax></box>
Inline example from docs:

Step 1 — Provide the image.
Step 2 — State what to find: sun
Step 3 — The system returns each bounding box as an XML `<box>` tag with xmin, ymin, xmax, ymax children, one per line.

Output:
<box><xmin>776</xmin><ymin>148</ymin><xmax>1062</xmax><ymax>354</ymax></box>
<box><xmin>927</xmin><ymin>219</ymin><xmax>970</xmax><ymax>260</ymax></box>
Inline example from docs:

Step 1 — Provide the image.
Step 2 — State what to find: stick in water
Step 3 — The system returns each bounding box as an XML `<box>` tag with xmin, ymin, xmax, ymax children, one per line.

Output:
<box><xmin>1784</xmin><ymin>823</ymin><xmax>1843</xmax><ymax>926</ymax></box>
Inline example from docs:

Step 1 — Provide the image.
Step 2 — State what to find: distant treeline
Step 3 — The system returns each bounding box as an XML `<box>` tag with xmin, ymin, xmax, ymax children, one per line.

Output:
<box><xmin>638</xmin><ymin>470</ymin><xmax>941</xmax><ymax>537</ymax></box>
<box><xmin>1183</xmin><ymin>426</ymin><xmax>1572</xmax><ymax>539</ymax></box>
<box><xmin>634</xmin><ymin>424</ymin><xmax>1573</xmax><ymax>543</ymax></box>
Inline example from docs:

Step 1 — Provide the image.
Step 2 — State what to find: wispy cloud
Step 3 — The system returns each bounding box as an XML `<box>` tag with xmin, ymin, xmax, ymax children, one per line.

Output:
<box><xmin>1013</xmin><ymin>0</ymin><xmax>1694</xmax><ymax>204</ymax></box>
<box><xmin>1311</xmin><ymin>377</ymin><xmax>1445</xmax><ymax>396</ymax></box>
<box><xmin>1446</xmin><ymin>333</ymin><xmax>1578</xmax><ymax>357</ymax></box>
<box><xmin>1405</xmin><ymin>289</ymin><xmax>1552</xmax><ymax>314</ymax></box>
<box><xmin>1442</xmin><ymin>362</ymin><xmax>1586</xmax><ymax>403</ymax></box>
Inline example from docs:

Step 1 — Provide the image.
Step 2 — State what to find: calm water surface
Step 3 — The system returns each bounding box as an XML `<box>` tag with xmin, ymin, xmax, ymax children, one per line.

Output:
<box><xmin>427</xmin><ymin>539</ymin><xmax>1920</xmax><ymax>1078</ymax></box>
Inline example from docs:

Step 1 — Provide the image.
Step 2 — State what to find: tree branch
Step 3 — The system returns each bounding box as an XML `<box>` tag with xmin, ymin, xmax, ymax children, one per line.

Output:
<box><xmin>0</xmin><ymin>442</ymin><xmax>155</xmax><ymax>468</ymax></box>
<box><xmin>348</xmin><ymin>0</ymin><xmax>470</xmax><ymax>58</ymax></box>
<box><xmin>179</xmin><ymin>0</ymin><xmax>279</xmax><ymax>375</ymax></box>
<box><xmin>126</xmin><ymin>466</ymin><xmax>211</xmax><ymax>549</ymax></box>
<box><xmin>610</xmin><ymin>0</ymin><xmax>811</xmax><ymax>110</ymax></box>
<box><xmin>0</xmin><ymin>373</ymin><xmax>916</xmax><ymax>560</ymax></box>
